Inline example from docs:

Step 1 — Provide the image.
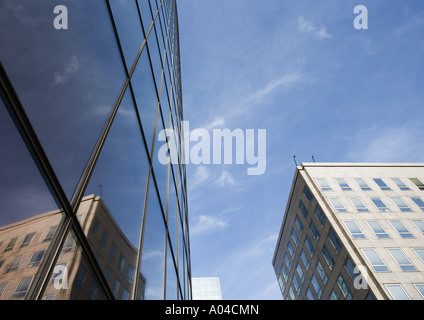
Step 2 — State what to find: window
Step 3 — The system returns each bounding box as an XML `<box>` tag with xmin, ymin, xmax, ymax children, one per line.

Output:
<box><xmin>113</xmin><ymin>278</ymin><xmax>121</xmax><ymax>297</ymax></box>
<box><xmin>362</xmin><ymin>249</ymin><xmax>390</xmax><ymax>272</ymax></box>
<box><xmin>296</xmin><ymin>263</ymin><xmax>305</xmax><ymax>282</ymax></box>
<box><xmin>4</xmin><ymin>237</ymin><xmax>17</xmax><ymax>252</ymax></box>
<box><xmin>385</xmin><ymin>284</ymin><xmax>410</xmax><ymax>300</ymax></box>
<box><xmin>411</xmin><ymin>220</ymin><xmax>424</xmax><ymax>234</ymax></box>
<box><xmin>118</xmin><ymin>254</ymin><xmax>126</xmax><ymax>273</ymax></box>
<box><xmin>367</xmin><ymin>220</ymin><xmax>390</xmax><ymax>239</ymax></box>
<box><xmin>309</xmin><ymin>221</ymin><xmax>319</xmax><ymax>242</ymax></box>
<box><xmin>305</xmin><ymin>236</ymin><xmax>315</xmax><ymax>257</ymax></box>
<box><xmin>345</xmin><ymin>221</ymin><xmax>366</xmax><ymax>239</ymax></box>
<box><xmin>287</xmin><ymin>241</ymin><xmax>295</xmax><ymax>258</ymax></box>
<box><xmin>414</xmin><ymin>285</ymin><xmax>424</xmax><ymax>298</ymax></box>
<box><xmin>299</xmin><ymin>200</ymin><xmax>308</xmax><ymax>219</ymax></box>
<box><xmin>0</xmin><ymin>282</ymin><xmax>8</xmax><ymax>297</ymax></box>
<box><xmin>370</xmin><ymin>197</ymin><xmax>390</xmax><ymax>212</ymax></box>
<box><xmin>328</xmin><ymin>198</ymin><xmax>347</xmax><ymax>212</ymax></box>
<box><xmin>373</xmin><ymin>178</ymin><xmax>391</xmax><ymax>190</ymax></box>
<box><xmin>390</xmin><ymin>197</ymin><xmax>412</xmax><ymax>212</ymax></box>
<box><xmin>11</xmin><ymin>276</ymin><xmax>33</xmax><ymax>299</ymax></box>
<box><xmin>330</xmin><ymin>290</ymin><xmax>339</xmax><ymax>300</ymax></box>
<box><xmin>88</xmin><ymin>280</ymin><xmax>99</xmax><ymax>300</ymax></box>
<box><xmin>7</xmin><ymin>255</ymin><xmax>23</xmax><ymax>273</ymax></box>
<box><xmin>306</xmin><ymin>288</ymin><xmax>314</xmax><ymax>300</ymax></box>
<box><xmin>21</xmin><ymin>232</ymin><xmax>36</xmax><ymax>247</ymax></box>
<box><xmin>90</xmin><ymin>217</ymin><xmax>100</xmax><ymax>234</ymax></box>
<box><xmin>314</xmin><ymin>205</ymin><xmax>326</xmax><ymax>226</ymax></box>
<box><xmin>328</xmin><ymin>228</ymin><xmax>342</xmax><ymax>254</ymax></box>
<box><xmin>335</xmin><ymin>178</ymin><xmax>351</xmax><ymax>191</ymax></box>
<box><xmin>389</xmin><ymin>220</ymin><xmax>414</xmax><ymax>238</ymax></box>
<box><xmin>311</xmin><ymin>275</ymin><xmax>322</xmax><ymax>298</ymax></box>
<box><xmin>291</xmin><ymin>228</ymin><xmax>299</xmax><ymax>247</ymax></box>
<box><xmin>410</xmin><ymin>178</ymin><xmax>424</xmax><ymax>190</ymax></box>
<box><xmin>344</xmin><ymin>257</ymin><xmax>357</xmax><ymax>280</ymax></box>
<box><xmin>337</xmin><ymin>274</ymin><xmax>353</xmax><ymax>300</ymax></box>
<box><xmin>411</xmin><ymin>197</ymin><xmax>424</xmax><ymax>211</ymax></box>
<box><xmin>354</xmin><ymin>178</ymin><xmax>371</xmax><ymax>190</ymax></box>
<box><xmin>300</xmin><ymin>250</ymin><xmax>310</xmax><ymax>270</ymax></box>
<box><xmin>303</xmin><ymin>185</ymin><xmax>313</xmax><ymax>203</ymax></box>
<box><xmin>322</xmin><ymin>245</ymin><xmax>334</xmax><ymax>270</ymax></box>
<box><xmin>316</xmin><ymin>178</ymin><xmax>332</xmax><ymax>191</ymax></box>
<box><xmin>413</xmin><ymin>248</ymin><xmax>424</xmax><ymax>263</ymax></box>
<box><xmin>109</xmin><ymin>243</ymin><xmax>117</xmax><ymax>260</ymax></box>
<box><xmin>316</xmin><ymin>260</ymin><xmax>328</xmax><ymax>285</ymax></box>
<box><xmin>278</xmin><ymin>274</ymin><xmax>285</xmax><ymax>293</ymax></box>
<box><xmin>28</xmin><ymin>250</ymin><xmax>45</xmax><ymax>268</ymax></box>
<box><xmin>293</xmin><ymin>275</ymin><xmax>301</xmax><ymax>295</ymax></box>
<box><xmin>281</xmin><ymin>263</ymin><xmax>288</xmax><ymax>281</ymax></box>
<box><xmin>100</xmin><ymin>231</ymin><xmax>109</xmax><ymax>249</ymax></box>
<box><xmin>387</xmin><ymin>249</ymin><xmax>416</xmax><ymax>272</ymax></box>
<box><xmin>295</xmin><ymin>216</ymin><xmax>303</xmax><ymax>233</ymax></box>
<box><xmin>391</xmin><ymin>178</ymin><xmax>410</xmax><ymax>190</ymax></box>
<box><xmin>44</xmin><ymin>226</ymin><xmax>58</xmax><ymax>242</ymax></box>
<box><xmin>350</xmin><ymin>197</ymin><xmax>369</xmax><ymax>212</ymax></box>
<box><xmin>284</xmin><ymin>254</ymin><xmax>291</xmax><ymax>270</ymax></box>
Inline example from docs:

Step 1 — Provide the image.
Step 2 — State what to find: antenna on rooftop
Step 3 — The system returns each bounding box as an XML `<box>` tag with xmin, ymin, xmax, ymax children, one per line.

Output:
<box><xmin>312</xmin><ymin>155</ymin><xmax>316</xmax><ymax>163</ymax></box>
<box><xmin>293</xmin><ymin>155</ymin><xmax>298</xmax><ymax>166</ymax></box>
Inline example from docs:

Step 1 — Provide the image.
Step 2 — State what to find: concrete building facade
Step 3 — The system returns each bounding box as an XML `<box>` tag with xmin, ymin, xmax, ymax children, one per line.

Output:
<box><xmin>273</xmin><ymin>163</ymin><xmax>424</xmax><ymax>300</ymax></box>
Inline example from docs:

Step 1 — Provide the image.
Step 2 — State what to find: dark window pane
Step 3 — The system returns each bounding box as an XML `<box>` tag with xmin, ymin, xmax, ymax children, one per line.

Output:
<box><xmin>132</xmin><ymin>48</ymin><xmax>159</xmax><ymax>154</ymax></box>
<box><xmin>0</xmin><ymin>1</ymin><xmax>126</xmax><ymax>199</ymax></box>
<box><xmin>109</xmin><ymin>0</ymin><xmax>145</xmax><ymax>70</ymax></box>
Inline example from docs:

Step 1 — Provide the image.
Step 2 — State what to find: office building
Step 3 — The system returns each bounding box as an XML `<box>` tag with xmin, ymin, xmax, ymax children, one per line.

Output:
<box><xmin>0</xmin><ymin>0</ymin><xmax>191</xmax><ymax>300</ymax></box>
<box><xmin>273</xmin><ymin>163</ymin><xmax>424</xmax><ymax>300</ymax></box>
<box><xmin>192</xmin><ymin>277</ymin><xmax>223</xmax><ymax>300</ymax></box>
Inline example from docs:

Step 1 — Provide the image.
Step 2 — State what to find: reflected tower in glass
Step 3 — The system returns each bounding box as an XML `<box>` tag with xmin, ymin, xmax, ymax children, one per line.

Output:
<box><xmin>0</xmin><ymin>0</ymin><xmax>191</xmax><ymax>300</ymax></box>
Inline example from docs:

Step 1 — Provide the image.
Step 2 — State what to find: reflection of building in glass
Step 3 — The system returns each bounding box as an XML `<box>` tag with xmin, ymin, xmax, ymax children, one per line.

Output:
<box><xmin>0</xmin><ymin>0</ymin><xmax>190</xmax><ymax>300</ymax></box>
<box><xmin>273</xmin><ymin>163</ymin><xmax>424</xmax><ymax>300</ymax></box>
<box><xmin>0</xmin><ymin>195</ymin><xmax>144</xmax><ymax>300</ymax></box>
<box><xmin>192</xmin><ymin>277</ymin><xmax>223</xmax><ymax>300</ymax></box>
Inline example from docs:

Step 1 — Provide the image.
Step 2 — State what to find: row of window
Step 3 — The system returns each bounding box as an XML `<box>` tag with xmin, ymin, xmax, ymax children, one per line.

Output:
<box><xmin>327</xmin><ymin>196</ymin><xmax>424</xmax><ymax>213</ymax></box>
<box><xmin>385</xmin><ymin>284</ymin><xmax>424</xmax><ymax>300</ymax></box>
<box><xmin>361</xmin><ymin>247</ymin><xmax>424</xmax><ymax>273</ymax></box>
<box><xmin>344</xmin><ymin>219</ymin><xmax>424</xmax><ymax>240</ymax></box>
<box><xmin>316</xmin><ymin>177</ymin><xmax>424</xmax><ymax>192</ymax></box>
<box><xmin>0</xmin><ymin>226</ymin><xmax>58</xmax><ymax>254</ymax></box>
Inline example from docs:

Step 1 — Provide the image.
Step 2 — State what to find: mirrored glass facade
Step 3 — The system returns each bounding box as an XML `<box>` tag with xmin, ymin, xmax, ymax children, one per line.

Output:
<box><xmin>0</xmin><ymin>0</ymin><xmax>190</xmax><ymax>300</ymax></box>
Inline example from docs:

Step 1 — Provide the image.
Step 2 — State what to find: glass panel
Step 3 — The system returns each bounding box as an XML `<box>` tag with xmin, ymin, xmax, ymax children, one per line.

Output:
<box><xmin>81</xmin><ymin>88</ymin><xmax>149</xmax><ymax>298</ymax></box>
<box><xmin>0</xmin><ymin>97</ymin><xmax>65</xmax><ymax>300</ymax></box>
<box><xmin>410</xmin><ymin>178</ymin><xmax>424</xmax><ymax>190</ymax></box>
<box><xmin>328</xmin><ymin>198</ymin><xmax>347</xmax><ymax>212</ymax></box>
<box><xmin>335</xmin><ymin>178</ymin><xmax>351</xmax><ymax>191</ymax></box>
<box><xmin>132</xmin><ymin>47</ymin><xmax>160</xmax><ymax>154</ymax></box>
<box><xmin>388</xmin><ymin>249</ymin><xmax>416</xmax><ymax>272</ymax></box>
<box><xmin>389</xmin><ymin>220</ymin><xmax>414</xmax><ymax>238</ymax></box>
<box><xmin>390</xmin><ymin>197</ymin><xmax>411</xmax><ymax>212</ymax></box>
<box><xmin>391</xmin><ymin>178</ymin><xmax>410</xmax><ymax>190</ymax></box>
<box><xmin>373</xmin><ymin>178</ymin><xmax>391</xmax><ymax>190</ymax></box>
<box><xmin>371</xmin><ymin>198</ymin><xmax>391</xmax><ymax>212</ymax></box>
<box><xmin>165</xmin><ymin>242</ymin><xmax>178</xmax><ymax>300</ymax></box>
<box><xmin>109</xmin><ymin>0</ymin><xmax>145</xmax><ymax>69</ymax></box>
<box><xmin>139</xmin><ymin>180</ymin><xmax>166</xmax><ymax>300</ymax></box>
<box><xmin>354</xmin><ymin>178</ymin><xmax>371</xmax><ymax>190</ymax></box>
<box><xmin>385</xmin><ymin>284</ymin><xmax>410</xmax><ymax>300</ymax></box>
<box><xmin>350</xmin><ymin>198</ymin><xmax>369</xmax><ymax>212</ymax></box>
<box><xmin>138</xmin><ymin>0</ymin><xmax>154</xmax><ymax>34</ymax></box>
<box><xmin>42</xmin><ymin>229</ymin><xmax>108</xmax><ymax>300</ymax></box>
<box><xmin>362</xmin><ymin>249</ymin><xmax>389</xmax><ymax>272</ymax></box>
<box><xmin>0</xmin><ymin>2</ymin><xmax>126</xmax><ymax>199</ymax></box>
<box><xmin>367</xmin><ymin>220</ymin><xmax>390</xmax><ymax>239</ymax></box>
<box><xmin>344</xmin><ymin>221</ymin><xmax>366</xmax><ymax>239</ymax></box>
<box><xmin>411</xmin><ymin>197</ymin><xmax>424</xmax><ymax>211</ymax></box>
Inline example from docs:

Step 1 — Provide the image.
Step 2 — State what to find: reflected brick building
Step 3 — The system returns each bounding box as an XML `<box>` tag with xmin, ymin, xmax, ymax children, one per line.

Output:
<box><xmin>0</xmin><ymin>0</ymin><xmax>191</xmax><ymax>300</ymax></box>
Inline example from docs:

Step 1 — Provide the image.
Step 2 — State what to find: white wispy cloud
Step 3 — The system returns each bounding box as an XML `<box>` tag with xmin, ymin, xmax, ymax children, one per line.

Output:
<box><xmin>190</xmin><ymin>214</ymin><xmax>229</xmax><ymax>236</ymax></box>
<box><xmin>298</xmin><ymin>16</ymin><xmax>333</xmax><ymax>40</ymax></box>
<box><xmin>52</xmin><ymin>55</ymin><xmax>80</xmax><ymax>85</ymax></box>
<box><xmin>189</xmin><ymin>165</ymin><xmax>210</xmax><ymax>191</ymax></box>
<box><xmin>346</xmin><ymin>124</ymin><xmax>424</xmax><ymax>163</ymax></box>
<box><xmin>214</xmin><ymin>171</ymin><xmax>238</xmax><ymax>187</ymax></box>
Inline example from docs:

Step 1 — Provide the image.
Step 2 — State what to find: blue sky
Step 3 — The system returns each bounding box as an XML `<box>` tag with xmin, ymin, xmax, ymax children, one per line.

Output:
<box><xmin>178</xmin><ymin>0</ymin><xmax>424</xmax><ymax>299</ymax></box>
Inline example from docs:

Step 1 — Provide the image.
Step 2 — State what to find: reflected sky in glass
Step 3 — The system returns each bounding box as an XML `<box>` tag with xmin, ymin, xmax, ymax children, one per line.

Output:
<box><xmin>0</xmin><ymin>1</ymin><xmax>126</xmax><ymax>199</ymax></box>
<box><xmin>83</xmin><ymin>88</ymin><xmax>149</xmax><ymax>249</ymax></box>
<box><xmin>0</xmin><ymin>97</ymin><xmax>59</xmax><ymax>227</ymax></box>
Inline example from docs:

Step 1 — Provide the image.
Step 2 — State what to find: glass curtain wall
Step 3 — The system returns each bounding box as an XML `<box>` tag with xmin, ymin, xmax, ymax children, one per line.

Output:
<box><xmin>0</xmin><ymin>0</ymin><xmax>190</xmax><ymax>300</ymax></box>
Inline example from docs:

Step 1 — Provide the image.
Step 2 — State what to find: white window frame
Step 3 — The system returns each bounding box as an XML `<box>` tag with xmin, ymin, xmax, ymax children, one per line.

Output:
<box><xmin>335</xmin><ymin>178</ymin><xmax>352</xmax><ymax>191</ymax></box>
<box><xmin>391</xmin><ymin>178</ymin><xmax>410</xmax><ymax>190</ymax></box>
<box><xmin>316</xmin><ymin>178</ymin><xmax>332</xmax><ymax>191</ymax></box>
<box><xmin>366</xmin><ymin>220</ymin><xmax>390</xmax><ymax>239</ymax></box>
<box><xmin>385</xmin><ymin>284</ymin><xmax>410</xmax><ymax>300</ymax></box>
<box><xmin>362</xmin><ymin>248</ymin><xmax>390</xmax><ymax>272</ymax></box>
<box><xmin>390</xmin><ymin>197</ymin><xmax>412</xmax><ymax>212</ymax></box>
<box><xmin>354</xmin><ymin>178</ymin><xmax>371</xmax><ymax>190</ymax></box>
<box><xmin>387</xmin><ymin>248</ymin><xmax>417</xmax><ymax>272</ymax></box>
<box><xmin>370</xmin><ymin>197</ymin><xmax>391</xmax><ymax>212</ymax></box>
<box><xmin>344</xmin><ymin>221</ymin><xmax>366</xmax><ymax>239</ymax></box>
